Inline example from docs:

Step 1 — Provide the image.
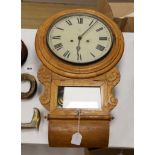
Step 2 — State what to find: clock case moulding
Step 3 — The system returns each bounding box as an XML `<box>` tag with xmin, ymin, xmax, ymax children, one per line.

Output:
<box><xmin>35</xmin><ymin>9</ymin><xmax>124</xmax><ymax>148</ymax></box>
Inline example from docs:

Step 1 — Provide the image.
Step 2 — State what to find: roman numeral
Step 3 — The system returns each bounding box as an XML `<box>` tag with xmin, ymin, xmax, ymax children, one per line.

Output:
<box><xmin>89</xmin><ymin>19</ymin><xmax>94</xmax><ymax>26</ymax></box>
<box><xmin>52</xmin><ymin>36</ymin><xmax>61</xmax><ymax>39</ymax></box>
<box><xmin>77</xmin><ymin>17</ymin><xmax>83</xmax><ymax>24</ymax></box>
<box><xmin>99</xmin><ymin>37</ymin><xmax>107</xmax><ymax>40</ymax></box>
<box><xmin>96</xmin><ymin>27</ymin><xmax>103</xmax><ymax>32</ymax></box>
<box><xmin>66</xmin><ymin>20</ymin><xmax>72</xmax><ymax>25</ymax></box>
<box><xmin>63</xmin><ymin>50</ymin><xmax>70</xmax><ymax>58</ymax></box>
<box><xmin>55</xmin><ymin>27</ymin><xmax>64</xmax><ymax>30</ymax></box>
<box><xmin>96</xmin><ymin>44</ymin><xmax>105</xmax><ymax>51</ymax></box>
<box><xmin>77</xmin><ymin>53</ymin><xmax>82</xmax><ymax>61</ymax></box>
<box><xmin>90</xmin><ymin>52</ymin><xmax>95</xmax><ymax>58</ymax></box>
<box><xmin>54</xmin><ymin>43</ymin><xmax>63</xmax><ymax>51</ymax></box>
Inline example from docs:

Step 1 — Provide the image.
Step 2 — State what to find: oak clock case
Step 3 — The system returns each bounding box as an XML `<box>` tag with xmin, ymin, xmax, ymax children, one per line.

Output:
<box><xmin>35</xmin><ymin>9</ymin><xmax>124</xmax><ymax>148</ymax></box>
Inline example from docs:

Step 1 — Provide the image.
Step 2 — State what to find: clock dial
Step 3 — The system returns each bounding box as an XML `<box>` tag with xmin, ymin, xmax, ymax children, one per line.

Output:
<box><xmin>47</xmin><ymin>13</ymin><xmax>113</xmax><ymax>64</ymax></box>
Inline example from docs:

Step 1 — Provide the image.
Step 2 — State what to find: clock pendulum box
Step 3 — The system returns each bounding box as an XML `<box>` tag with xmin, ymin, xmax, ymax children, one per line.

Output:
<box><xmin>35</xmin><ymin>9</ymin><xmax>124</xmax><ymax>147</ymax></box>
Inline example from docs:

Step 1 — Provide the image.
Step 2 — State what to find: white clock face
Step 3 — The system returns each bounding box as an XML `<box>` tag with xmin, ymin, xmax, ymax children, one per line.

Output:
<box><xmin>47</xmin><ymin>13</ymin><xmax>113</xmax><ymax>64</ymax></box>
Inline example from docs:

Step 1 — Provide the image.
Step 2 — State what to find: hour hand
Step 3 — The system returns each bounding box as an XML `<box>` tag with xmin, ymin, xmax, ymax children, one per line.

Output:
<box><xmin>76</xmin><ymin>38</ymin><xmax>81</xmax><ymax>53</ymax></box>
<box><xmin>76</xmin><ymin>45</ymin><xmax>81</xmax><ymax>52</ymax></box>
<box><xmin>76</xmin><ymin>45</ymin><xmax>82</xmax><ymax>61</ymax></box>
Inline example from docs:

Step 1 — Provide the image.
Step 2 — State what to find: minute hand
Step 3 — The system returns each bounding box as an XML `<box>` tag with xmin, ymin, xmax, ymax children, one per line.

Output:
<box><xmin>80</xmin><ymin>20</ymin><xmax>98</xmax><ymax>38</ymax></box>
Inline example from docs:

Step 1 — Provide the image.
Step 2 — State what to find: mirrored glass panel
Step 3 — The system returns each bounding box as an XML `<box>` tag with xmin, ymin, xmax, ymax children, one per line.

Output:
<box><xmin>57</xmin><ymin>87</ymin><xmax>102</xmax><ymax>109</ymax></box>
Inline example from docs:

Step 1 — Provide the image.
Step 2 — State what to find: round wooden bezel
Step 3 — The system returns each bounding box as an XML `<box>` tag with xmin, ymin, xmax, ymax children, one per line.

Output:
<box><xmin>35</xmin><ymin>9</ymin><xmax>124</xmax><ymax>79</ymax></box>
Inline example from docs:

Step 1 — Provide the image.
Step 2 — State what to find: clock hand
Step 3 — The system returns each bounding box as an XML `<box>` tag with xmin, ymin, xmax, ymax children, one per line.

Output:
<box><xmin>76</xmin><ymin>21</ymin><xmax>97</xmax><ymax>60</ymax></box>
<box><xmin>79</xmin><ymin>20</ymin><xmax>98</xmax><ymax>39</ymax></box>
<box><xmin>76</xmin><ymin>21</ymin><xmax>97</xmax><ymax>53</ymax></box>
<box><xmin>76</xmin><ymin>38</ymin><xmax>81</xmax><ymax>58</ymax></box>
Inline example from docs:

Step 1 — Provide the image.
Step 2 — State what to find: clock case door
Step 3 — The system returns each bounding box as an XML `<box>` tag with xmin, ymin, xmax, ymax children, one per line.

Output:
<box><xmin>38</xmin><ymin>65</ymin><xmax>120</xmax><ymax>147</ymax></box>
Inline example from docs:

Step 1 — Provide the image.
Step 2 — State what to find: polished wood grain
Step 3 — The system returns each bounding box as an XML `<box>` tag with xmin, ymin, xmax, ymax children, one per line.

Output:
<box><xmin>38</xmin><ymin>65</ymin><xmax>120</xmax><ymax>114</ymax></box>
<box><xmin>38</xmin><ymin>65</ymin><xmax>119</xmax><ymax>147</ymax></box>
<box><xmin>35</xmin><ymin>9</ymin><xmax>124</xmax><ymax>148</ymax></box>
<box><xmin>35</xmin><ymin>9</ymin><xmax>124</xmax><ymax>79</ymax></box>
<box><xmin>48</xmin><ymin>119</ymin><xmax>109</xmax><ymax>147</ymax></box>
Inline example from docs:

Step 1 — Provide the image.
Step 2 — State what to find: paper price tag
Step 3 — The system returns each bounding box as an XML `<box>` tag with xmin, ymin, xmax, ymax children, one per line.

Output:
<box><xmin>71</xmin><ymin>132</ymin><xmax>82</xmax><ymax>145</ymax></box>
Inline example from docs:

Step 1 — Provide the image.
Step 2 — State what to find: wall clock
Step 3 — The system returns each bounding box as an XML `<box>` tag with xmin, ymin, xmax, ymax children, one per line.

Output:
<box><xmin>35</xmin><ymin>9</ymin><xmax>124</xmax><ymax>148</ymax></box>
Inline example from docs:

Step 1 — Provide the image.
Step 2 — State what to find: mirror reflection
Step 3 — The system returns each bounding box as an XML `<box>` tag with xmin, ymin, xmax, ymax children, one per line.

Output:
<box><xmin>57</xmin><ymin>87</ymin><xmax>101</xmax><ymax>109</ymax></box>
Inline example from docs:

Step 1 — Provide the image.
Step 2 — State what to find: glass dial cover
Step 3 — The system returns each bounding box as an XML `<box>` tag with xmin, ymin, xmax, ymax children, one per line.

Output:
<box><xmin>47</xmin><ymin>13</ymin><xmax>113</xmax><ymax>64</ymax></box>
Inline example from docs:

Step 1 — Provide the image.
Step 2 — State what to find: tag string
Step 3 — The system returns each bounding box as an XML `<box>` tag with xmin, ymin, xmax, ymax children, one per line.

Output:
<box><xmin>77</xmin><ymin>109</ymin><xmax>80</xmax><ymax>133</ymax></box>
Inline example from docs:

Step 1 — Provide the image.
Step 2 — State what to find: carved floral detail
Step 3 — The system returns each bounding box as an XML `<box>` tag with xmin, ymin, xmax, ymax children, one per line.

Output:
<box><xmin>39</xmin><ymin>83</ymin><xmax>51</xmax><ymax>110</ymax></box>
<box><xmin>106</xmin><ymin>68</ymin><xmax>120</xmax><ymax>86</ymax></box>
<box><xmin>38</xmin><ymin>65</ymin><xmax>120</xmax><ymax>112</ymax></box>
<box><xmin>106</xmin><ymin>95</ymin><xmax>118</xmax><ymax>112</ymax></box>
<box><xmin>38</xmin><ymin>65</ymin><xmax>52</xmax><ymax>84</ymax></box>
<box><xmin>104</xmin><ymin>67</ymin><xmax>120</xmax><ymax>112</ymax></box>
<box><xmin>37</xmin><ymin>65</ymin><xmax>52</xmax><ymax>111</ymax></box>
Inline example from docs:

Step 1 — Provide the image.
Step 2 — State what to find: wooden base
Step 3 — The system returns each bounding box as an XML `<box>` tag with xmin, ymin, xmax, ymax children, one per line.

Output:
<box><xmin>48</xmin><ymin>119</ymin><xmax>109</xmax><ymax>147</ymax></box>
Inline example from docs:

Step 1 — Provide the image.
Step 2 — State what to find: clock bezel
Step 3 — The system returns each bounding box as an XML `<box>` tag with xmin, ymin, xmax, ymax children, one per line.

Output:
<box><xmin>35</xmin><ymin>9</ymin><xmax>124</xmax><ymax>78</ymax></box>
<box><xmin>46</xmin><ymin>13</ymin><xmax>114</xmax><ymax>65</ymax></box>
